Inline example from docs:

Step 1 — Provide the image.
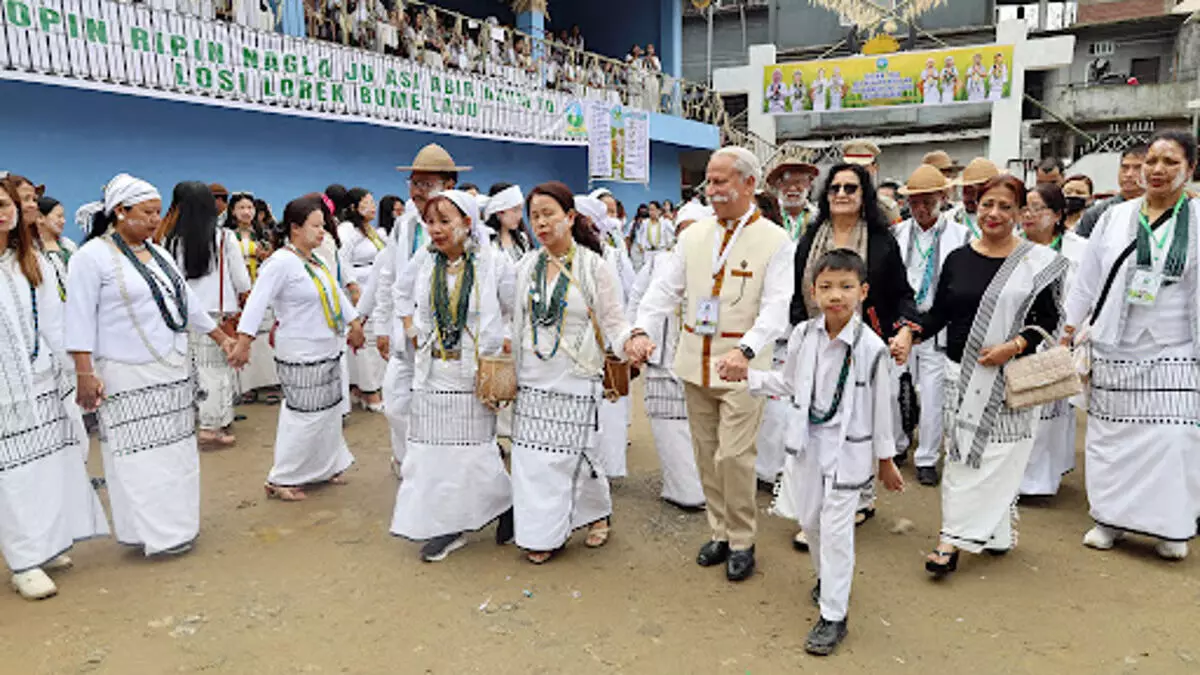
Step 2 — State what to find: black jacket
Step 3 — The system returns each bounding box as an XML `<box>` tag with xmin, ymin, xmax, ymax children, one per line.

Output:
<box><xmin>790</xmin><ymin>225</ymin><xmax>919</xmax><ymax>340</ymax></box>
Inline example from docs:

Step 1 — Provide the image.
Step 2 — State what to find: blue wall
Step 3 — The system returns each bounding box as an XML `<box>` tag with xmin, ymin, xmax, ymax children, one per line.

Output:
<box><xmin>0</xmin><ymin>80</ymin><xmax>685</xmax><ymax>241</ymax></box>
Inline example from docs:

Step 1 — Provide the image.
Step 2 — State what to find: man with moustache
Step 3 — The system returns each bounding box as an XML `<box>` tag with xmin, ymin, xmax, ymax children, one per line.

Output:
<box><xmin>626</xmin><ymin>146</ymin><xmax>794</xmax><ymax>582</ymax></box>
<box><xmin>949</xmin><ymin>157</ymin><xmax>1001</xmax><ymax>241</ymax></box>
<box><xmin>766</xmin><ymin>149</ymin><xmax>820</xmax><ymax>241</ymax></box>
<box><xmin>1075</xmin><ymin>145</ymin><xmax>1148</xmax><ymax>238</ymax></box>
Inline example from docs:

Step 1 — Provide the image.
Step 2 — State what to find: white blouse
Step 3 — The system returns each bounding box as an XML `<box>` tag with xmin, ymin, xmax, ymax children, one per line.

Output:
<box><xmin>173</xmin><ymin>228</ymin><xmax>252</xmax><ymax>314</ymax></box>
<box><xmin>237</xmin><ymin>250</ymin><xmax>360</xmax><ymax>342</ymax></box>
<box><xmin>337</xmin><ymin>221</ymin><xmax>386</xmax><ymax>288</ymax></box>
<box><xmin>65</xmin><ymin>237</ymin><xmax>217</xmax><ymax>365</ymax></box>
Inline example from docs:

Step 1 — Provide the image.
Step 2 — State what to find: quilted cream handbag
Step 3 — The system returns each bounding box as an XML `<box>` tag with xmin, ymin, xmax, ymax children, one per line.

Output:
<box><xmin>1004</xmin><ymin>325</ymin><xmax>1082</xmax><ymax>410</ymax></box>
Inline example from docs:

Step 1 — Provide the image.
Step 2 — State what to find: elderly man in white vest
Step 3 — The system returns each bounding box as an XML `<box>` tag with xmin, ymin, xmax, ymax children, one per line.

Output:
<box><xmin>626</xmin><ymin>146</ymin><xmax>794</xmax><ymax>581</ymax></box>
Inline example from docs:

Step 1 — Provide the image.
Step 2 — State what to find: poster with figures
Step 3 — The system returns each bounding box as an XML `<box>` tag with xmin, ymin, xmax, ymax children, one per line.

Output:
<box><xmin>588</xmin><ymin>103</ymin><xmax>650</xmax><ymax>184</ymax></box>
<box><xmin>587</xmin><ymin>100</ymin><xmax>613</xmax><ymax>179</ymax></box>
<box><xmin>762</xmin><ymin>44</ymin><xmax>1014</xmax><ymax>114</ymax></box>
<box><xmin>622</xmin><ymin>109</ymin><xmax>650</xmax><ymax>183</ymax></box>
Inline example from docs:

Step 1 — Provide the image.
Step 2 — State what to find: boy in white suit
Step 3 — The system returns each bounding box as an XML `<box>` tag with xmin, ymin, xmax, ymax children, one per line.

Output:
<box><xmin>746</xmin><ymin>249</ymin><xmax>904</xmax><ymax>656</ymax></box>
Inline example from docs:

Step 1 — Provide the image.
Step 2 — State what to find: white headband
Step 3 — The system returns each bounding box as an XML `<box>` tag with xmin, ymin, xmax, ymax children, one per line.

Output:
<box><xmin>432</xmin><ymin>189</ymin><xmax>490</xmax><ymax>247</ymax></box>
<box><xmin>103</xmin><ymin>173</ymin><xmax>160</xmax><ymax>215</ymax></box>
<box><xmin>674</xmin><ymin>202</ymin><xmax>714</xmax><ymax>226</ymax></box>
<box><xmin>588</xmin><ymin>187</ymin><xmax>613</xmax><ymax>201</ymax></box>
<box><xmin>75</xmin><ymin>201</ymin><xmax>104</xmax><ymax>228</ymax></box>
<box><xmin>483</xmin><ymin>185</ymin><xmax>523</xmax><ymax>221</ymax></box>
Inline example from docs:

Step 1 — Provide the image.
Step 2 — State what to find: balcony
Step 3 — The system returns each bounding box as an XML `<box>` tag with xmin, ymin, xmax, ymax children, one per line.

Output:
<box><xmin>0</xmin><ymin>0</ymin><xmax>726</xmax><ymax>145</ymax></box>
<box><xmin>1041</xmin><ymin>79</ymin><xmax>1196</xmax><ymax>124</ymax></box>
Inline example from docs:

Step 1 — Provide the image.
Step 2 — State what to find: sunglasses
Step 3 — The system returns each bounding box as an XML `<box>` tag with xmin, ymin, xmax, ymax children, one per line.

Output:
<box><xmin>829</xmin><ymin>183</ymin><xmax>860</xmax><ymax>196</ymax></box>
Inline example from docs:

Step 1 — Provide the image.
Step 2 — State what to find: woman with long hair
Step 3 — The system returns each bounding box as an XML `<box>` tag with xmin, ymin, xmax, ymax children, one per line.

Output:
<box><xmin>67</xmin><ymin>174</ymin><xmax>236</xmax><ymax>558</ymax></box>
<box><xmin>484</xmin><ymin>182</ymin><xmax>531</xmax><ymax>263</ymax></box>
<box><xmin>0</xmin><ymin>174</ymin><xmax>41</xmax><ymax>238</ymax></box>
<box><xmin>164</xmin><ymin>182</ymin><xmax>252</xmax><ymax>447</ymax></box>
<box><xmin>1018</xmin><ymin>183</ymin><xmax>1087</xmax><ymax>497</ymax></box>
<box><xmin>1061</xmin><ymin>173</ymin><xmax>1094</xmax><ymax>232</ymax></box>
<box><xmin>388</xmin><ymin>190</ymin><xmax>514</xmax><ymax>562</ymax></box>
<box><xmin>337</xmin><ymin>188</ymin><xmax>387</xmax><ymax>412</ymax></box>
<box><xmin>0</xmin><ymin>179</ymin><xmax>108</xmax><ymax>600</ymax></box>
<box><xmin>784</xmin><ymin>162</ymin><xmax>917</xmax><ymax>545</ymax></box>
<box><xmin>633</xmin><ymin>200</ymin><xmax>674</xmax><ymax>270</ymax></box>
<box><xmin>377</xmin><ymin>195</ymin><xmax>403</xmax><ymax>237</ymax></box>
<box><xmin>30</xmin><ymin>196</ymin><xmax>74</xmax><ymax>307</ymax></box>
<box><xmin>914</xmin><ymin>175</ymin><xmax>1067</xmax><ymax>577</ymax></box>
<box><xmin>509</xmin><ymin>182</ymin><xmax>633</xmax><ymax>564</ymax></box>
<box><xmin>224</xmin><ymin>192</ymin><xmax>279</xmax><ymax>402</ymax></box>
<box><xmin>232</xmin><ymin>195</ymin><xmax>365</xmax><ymax>502</ymax></box>
<box><xmin>1064</xmin><ymin>130</ymin><xmax>1200</xmax><ymax>560</ymax></box>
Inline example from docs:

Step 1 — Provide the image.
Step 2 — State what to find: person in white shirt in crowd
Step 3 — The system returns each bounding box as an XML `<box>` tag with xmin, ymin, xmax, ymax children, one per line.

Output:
<box><xmin>388</xmin><ymin>190</ymin><xmax>514</xmax><ymax>562</ymax></box>
<box><xmin>33</xmin><ymin>196</ymin><xmax>78</xmax><ymax>298</ymax></box>
<box><xmin>223</xmin><ymin>192</ymin><xmax>280</xmax><ymax>403</ymax></box>
<box><xmin>359</xmin><ymin>144</ymin><xmax>466</xmax><ymax>478</ymax></box>
<box><xmin>1019</xmin><ymin>183</ymin><xmax>1087</xmax><ymax>498</ymax></box>
<box><xmin>627</xmin><ymin>146</ymin><xmax>794</xmax><ymax>582</ymax></box>
<box><xmin>892</xmin><ymin>165</ymin><xmax>970</xmax><ymax>488</ymax></box>
<box><xmin>633</xmin><ymin>200</ymin><xmax>674</xmax><ymax>270</ymax></box>
<box><xmin>509</xmin><ymin>182</ymin><xmax>633</xmax><ymax>565</ymax></box>
<box><xmin>484</xmin><ymin>183</ymin><xmax>531</xmax><ymax>264</ymax></box>
<box><xmin>1063</xmin><ymin>130</ymin><xmax>1200</xmax><ymax>560</ymax></box>
<box><xmin>0</xmin><ymin>177</ymin><xmax>108</xmax><ymax>601</ymax></box>
<box><xmin>231</xmin><ymin>194</ymin><xmax>365</xmax><ymax>502</ymax></box>
<box><xmin>161</xmin><ymin>181</ymin><xmax>251</xmax><ymax>447</ymax></box>
<box><xmin>337</xmin><ymin>188</ymin><xmax>388</xmax><ymax>412</ymax></box>
<box><xmin>950</xmin><ymin>157</ymin><xmax>1001</xmax><ymax>241</ymax></box>
<box><xmin>68</xmin><ymin>173</ymin><xmax>236</xmax><ymax>558</ymax></box>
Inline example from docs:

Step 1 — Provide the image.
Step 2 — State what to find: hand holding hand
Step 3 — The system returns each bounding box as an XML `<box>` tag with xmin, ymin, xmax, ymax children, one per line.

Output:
<box><xmin>1060</xmin><ymin>325</ymin><xmax>1076</xmax><ymax>347</ymax></box>
<box><xmin>716</xmin><ymin>348</ymin><xmax>749</xmax><ymax>382</ymax></box>
<box><xmin>377</xmin><ymin>336</ymin><xmax>391</xmax><ymax>360</ymax></box>
<box><xmin>889</xmin><ymin>326</ymin><xmax>913</xmax><ymax>366</ymax></box>
<box><xmin>623</xmin><ymin>334</ymin><xmax>656</xmax><ymax>366</ymax></box>
<box><xmin>76</xmin><ymin>373</ymin><xmax>104</xmax><ymax>412</ymax></box>
<box><xmin>347</xmin><ymin>321</ymin><xmax>366</xmax><ymax>350</ymax></box>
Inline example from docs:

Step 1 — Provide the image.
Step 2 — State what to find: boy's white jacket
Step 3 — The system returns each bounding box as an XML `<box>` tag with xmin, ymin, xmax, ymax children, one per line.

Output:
<box><xmin>747</xmin><ymin>313</ymin><xmax>897</xmax><ymax>491</ymax></box>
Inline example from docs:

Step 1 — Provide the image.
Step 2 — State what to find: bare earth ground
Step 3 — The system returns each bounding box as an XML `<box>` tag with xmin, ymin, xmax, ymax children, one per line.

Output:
<box><xmin>2</xmin><ymin>385</ymin><xmax>1198</xmax><ymax>675</ymax></box>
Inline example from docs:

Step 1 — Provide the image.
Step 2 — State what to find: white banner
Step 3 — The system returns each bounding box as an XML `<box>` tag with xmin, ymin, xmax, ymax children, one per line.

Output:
<box><xmin>622</xmin><ymin>109</ymin><xmax>649</xmax><ymax>184</ymax></box>
<box><xmin>0</xmin><ymin>0</ymin><xmax>585</xmax><ymax>145</ymax></box>
<box><xmin>587</xmin><ymin>100</ymin><xmax>612</xmax><ymax>179</ymax></box>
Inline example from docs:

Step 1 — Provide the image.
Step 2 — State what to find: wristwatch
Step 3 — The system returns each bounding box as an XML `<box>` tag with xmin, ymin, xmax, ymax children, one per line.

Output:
<box><xmin>738</xmin><ymin>344</ymin><xmax>755</xmax><ymax>360</ymax></box>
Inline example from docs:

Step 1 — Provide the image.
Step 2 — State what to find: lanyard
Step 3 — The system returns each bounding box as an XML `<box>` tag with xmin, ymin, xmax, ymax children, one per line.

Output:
<box><xmin>290</xmin><ymin>247</ymin><xmax>344</xmax><ymax>333</ymax></box>
<box><xmin>963</xmin><ymin>212</ymin><xmax>980</xmax><ymax>240</ymax></box>
<box><xmin>908</xmin><ymin>224</ymin><xmax>939</xmax><ymax>305</ymax></box>
<box><xmin>365</xmin><ymin>224</ymin><xmax>386</xmax><ymax>251</ymax></box>
<box><xmin>237</xmin><ymin>232</ymin><xmax>258</xmax><ymax>280</ymax></box>
<box><xmin>712</xmin><ymin>208</ymin><xmax>759</xmax><ymax>279</ymax></box>
<box><xmin>1138</xmin><ymin>194</ymin><xmax>1185</xmax><ymax>251</ymax></box>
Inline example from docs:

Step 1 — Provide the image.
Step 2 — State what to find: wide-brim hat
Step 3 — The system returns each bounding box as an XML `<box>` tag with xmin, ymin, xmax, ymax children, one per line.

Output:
<box><xmin>765</xmin><ymin>145</ymin><xmax>820</xmax><ymax>185</ymax></box>
<box><xmin>898</xmin><ymin>164</ymin><xmax>952</xmax><ymax>196</ymax></box>
<box><xmin>956</xmin><ymin>157</ymin><xmax>1001</xmax><ymax>186</ymax></box>
<box><xmin>842</xmin><ymin>140</ymin><xmax>881</xmax><ymax>166</ymax></box>
<box><xmin>396</xmin><ymin>143</ymin><xmax>473</xmax><ymax>173</ymax></box>
<box><xmin>922</xmin><ymin>150</ymin><xmax>963</xmax><ymax>174</ymax></box>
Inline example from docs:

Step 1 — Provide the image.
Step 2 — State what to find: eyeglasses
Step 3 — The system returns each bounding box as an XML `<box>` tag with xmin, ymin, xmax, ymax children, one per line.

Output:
<box><xmin>829</xmin><ymin>183</ymin><xmax>860</xmax><ymax>196</ymax></box>
<box><xmin>409</xmin><ymin>179</ymin><xmax>442</xmax><ymax>191</ymax></box>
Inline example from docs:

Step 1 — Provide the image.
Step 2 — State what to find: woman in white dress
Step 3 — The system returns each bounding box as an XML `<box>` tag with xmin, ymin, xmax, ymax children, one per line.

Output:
<box><xmin>232</xmin><ymin>195</ymin><xmax>365</xmax><ymax>502</ymax></box>
<box><xmin>1064</xmin><ymin>131</ymin><xmax>1200</xmax><ymax>560</ymax></box>
<box><xmin>337</xmin><ymin>188</ymin><xmax>387</xmax><ymax>412</ymax></box>
<box><xmin>988</xmin><ymin>53</ymin><xmax>1008</xmax><ymax>102</ymax></box>
<box><xmin>1019</xmin><ymin>184</ymin><xmax>1087</xmax><ymax>497</ymax></box>
<box><xmin>635</xmin><ymin>201</ymin><xmax>675</xmax><ymax>270</ymax></box>
<box><xmin>389</xmin><ymin>190</ymin><xmax>514</xmax><ymax>562</ymax></box>
<box><xmin>0</xmin><ymin>178</ymin><xmax>108</xmax><ymax>600</ymax></box>
<box><xmin>484</xmin><ymin>183</ymin><xmax>531</xmax><ymax>264</ymax></box>
<box><xmin>162</xmin><ymin>182</ymin><xmax>252</xmax><ymax>448</ymax></box>
<box><xmin>67</xmin><ymin>174</ymin><xmax>234</xmax><ymax>558</ymax></box>
<box><xmin>225</xmin><ymin>192</ymin><xmax>279</xmax><ymax>402</ymax></box>
<box><xmin>921</xmin><ymin>59</ymin><xmax>941</xmax><ymax>106</ymax></box>
<box><xmin>34</xmin><ymin>196</ymin><xmax>78</xmax><ymax>299</ymax></box>
<box><xmin>510</xmin><ymin>182</ymin><xmax>634</xmax><ymax>564</ymax></box>
<box><xmin>811</xmin><ymin>68</ymin><xmax>829</xmax><ymax>112</ymax></box>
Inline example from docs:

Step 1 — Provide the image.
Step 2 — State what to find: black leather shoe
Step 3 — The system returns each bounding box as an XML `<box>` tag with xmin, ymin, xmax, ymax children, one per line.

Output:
<box><xmin>804</xmin><ymin>616</ymin><xmax>848</xmax><ymax>656</ymax></box>
<box><xmin>495</xmin><ymin>508</ymin><xmax>514</xmax><ymax>545</ymax></box>
<box><xmin>726</xmin><ymin>546</ymin><xmax>756</xmax><ymax>581</ymax></box>
<box><xmin>893</xmin><ymin>449</ymin><xmax>909</xmax><ymax>467</ymax></box>
<box><xmin>696</xmin><ymin>540</ymin><xmax>730</xmax><ymax>567</ymax></box>
<box><xmin>810</xmin><ymin>582</ymin><xmax>821</xmax><ymax>608</ymax></box>
<box><xmin>916</xmin><ymin>466</ymin><xmax>941</xmax><ymax>487</ymax></box>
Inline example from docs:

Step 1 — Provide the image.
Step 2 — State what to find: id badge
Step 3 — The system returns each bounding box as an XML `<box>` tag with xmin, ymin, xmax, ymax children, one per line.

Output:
<box><xmin>1126</xmin><ymin>269</ymin><xmax>1162</xmax><ymax>306</ymax></box>
<box><xmin>694</xmin><ymin>297</ymin><xmax>720</xmax><ymax>336</ymax></box>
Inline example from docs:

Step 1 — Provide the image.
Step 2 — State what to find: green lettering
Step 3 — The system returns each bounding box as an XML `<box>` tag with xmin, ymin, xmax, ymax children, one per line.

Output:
<box><xmin>430</xmin><ymin>75</ymin><xmax>440</xmax><ymax>92</ymax></box>
<box><xmin>207</xmin><ymin>42</ymin><xmax>224</xmax><ymax>65</ymax></box>
<box><xmin>398</xmin><ymin>71</ymin><xmax>414</xmax><ymax>89</ymax></box>
<box><xmin>195</xmin><ymin>66</ymin><xmax>212</xmax><ymax>89</ymax></box>
<box><xmin>218</xmin><ymin>69</ymin><xmax>234</xmax><ymax>92</ymax></box>
<box><xmin>130</xmin><ymin>27</ymin><xmax>149</xmax><ymax>52</ymax></box>
<box><xmin>280</xmin><ymin>78</ymin><xmax>294</xmax><ymax>97</ymax></box>
<box><xmin>241</xmin><ymin>47</ymin><xmax>259</xmax><ymax>69</ymax></box>
<box><xmin>463</xmin><ymin>81</ymin><xmax>474</xmax><ymax>98</ymax></box>
<box><xmin>4</xmin><ymin>0</ymin><xmax>30</xmax><ymax>28</ymax></box>
<box><xmin>66</xmin><ymin>13</ymin><xmax>77</xmax><ymax>37</ymax></box>
<box><xmin>264</xmin><ymin>51</ymin><xmax>279</xmax><ymax>72</ymax></box>
<box><xmin>318</xmin><ymin>58</ymin><xmax>332</xmax><ymax>78</ymax></box>
<box><xmin>389</xmin><ymin>90</ymin><xmax>406</xmax><ymax>109</ymax></box>
<box><xmin>359</xmin><ymin>86</ymin><xmax>371</xmax><ymax>105</ymax></box>
<box><xmin>385</xmin><ymin>69</ymin><xmax>397</xmax><ymax>87</ymax></box>
<box><xmin>316</xmin><ymin>81</ymin><xmax>327</xmax><ymax>102</ymax></box>
<box><xmin>331</xmin><ymin>83</ymin><xmax>344</xmax><ymax>103</ymax></box>
<box><xmin>84</xmin><ymin>17</ymin><xmax>106</xmax><ymax>43</ymax></box>
<box><xmin>410</xmin><ymin>94</ymin><xmax>420</xmax><ymax>112</ymax></box>
<box><xmin>283</xmin><ymin>54</ymin><xmax>297</xmax><ymax>74</ymax></box>
<box><xmin>169</xmin><ymin>34</ymin><xmax>187</xmax><ymax>57</ymax></box>
<box><xmin>263</xmin><ymin>78</ymin><xmax>276</xmax><ymax>97</ymax></box>
<box><xmin>174</xmin><ymin>62</ymin><xmax>187</xmax><ymax>87</ymax></box>
<box><xmin>37</xmin><ymin>7</ymin><xmax>60</xmax><ymax>32</ymax></box>
<box><xmin>298</xmin><ymin>80</ymin><xmax>312</xmax><ymax>100</ymax></box>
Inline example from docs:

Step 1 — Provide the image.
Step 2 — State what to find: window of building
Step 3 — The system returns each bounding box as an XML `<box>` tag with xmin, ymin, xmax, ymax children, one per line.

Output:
<box><xmin>1130</xmin><ymin>56</ymin><xmax>1161</xmax><ymax>84</ymax></box>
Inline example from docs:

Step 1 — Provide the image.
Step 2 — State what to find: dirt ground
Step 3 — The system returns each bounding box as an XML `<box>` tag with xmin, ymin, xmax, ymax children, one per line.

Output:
<box><xmin>1</xmin><ymin>387</ymin><xmax>1197</xmax><ymax>675</ymax></box>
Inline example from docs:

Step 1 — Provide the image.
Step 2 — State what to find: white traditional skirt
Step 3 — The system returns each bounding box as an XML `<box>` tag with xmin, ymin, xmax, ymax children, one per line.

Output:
<box><xmin>382</xmin><ymin>346</ymin><xmax>415</xmax><ymax>465</ymax></box>
<box><xmin>1020</xmin><ymin>398</ymin><xmax>1077</xmax><ymax>497</ymax></box>
<box><xmin>347</xmin><ymin>315</ymin><xmax>388</xmax><ymax>395</ymax></box>
<box><xmin>596</xmin><ymin>396</ymin><xmax>630</xmax><ymax>478</ymax></box>
<box><xmin>237</xmin><ymin>309</ymin><xmax>279</xmax><ymax>393</ymax></box>
<box><xmin>939</xmin><ymin>360</ymin><xmax>1038</xmax><ymax>554</ymax></box>
<box><xmin>510</xmin><ymin>377</ymin><xmax>611</xmax><ymax>552</ymax></box>
<box><xmin>390</xmin><ymin>360</ymin><xmax>511</xmax><ymax>540</ymax></box>
<box><xmin>191</xmin><ymin>330</ymin><xmax>236</xmax><ymax>430</ymax></box>
<box><xmin>97</xmin><ymin>355</ymin><xmax>201</xmax><ymax>555</ymax></box>
<box><xmin>755</xmin><ymin>342</ymin><xmax>789</xmax><ymax>485</ymax></box>
<box><xmin>0</xmin><ymin>371</ymin><xmax>109</xmax><ymax>572</ymax></box>
<box><xmin>1085</xmin><ymin>340</ymin><xmax>1200</xmax><ymax>542</ymax></box>
<box><xmin>270</xmin><ymin>337</ymin><xmax>355</xmax><ymax>487</ymax></box>
<box><xmin>644</xmin><ymin>365</ymin><xmax>705</xmax><ymax>508</ymax></box>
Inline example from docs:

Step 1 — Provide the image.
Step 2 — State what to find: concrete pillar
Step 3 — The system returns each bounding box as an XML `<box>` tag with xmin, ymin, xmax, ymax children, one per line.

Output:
<box><xmin>517</xmin><ymin>10</ymin><xmax>545</xmax><ymax>60</ymax></box>
<box><xmin>659</xmin><ymin>0</ymin><xmax>683</xmax><ymax>78</ymax></box>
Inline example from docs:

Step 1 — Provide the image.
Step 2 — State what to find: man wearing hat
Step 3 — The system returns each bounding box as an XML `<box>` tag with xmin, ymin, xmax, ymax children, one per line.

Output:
<box><xmin>360</xmin><ymin>143</ymin><xmax>470</xmax><ymax>477</ymax></box>
<box><xmin>841</xmin><ymin>140</ymin><xmax>902</xmax><ymax>225</ymax></box>
<box><xmin>949</xmin><ymin>157</ymin><xmax>1000</xmax><ymax>240</ymax></box>
<box><xmin>894</xmin><ymin>165</ymin><xmax>970</xmax><ymax>486</ymax></box>
<box><xmin>765</xmin><ymin>150</ymin><xmax>820</xmax><ymax>241</ymax></box>
<box><xmin>921</xmin><ymin>150</ymin><xmax>964</xmax><ymax>181</ymax></box>
<box><xmin>209</xmin><ymin>183</ymin><xmax>229</xmax><ymax>225</ymax></box>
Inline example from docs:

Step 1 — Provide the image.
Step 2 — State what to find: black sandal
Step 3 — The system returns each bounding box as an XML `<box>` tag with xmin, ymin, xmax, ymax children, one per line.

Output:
<box><xmin>854</xmin><ymin>507</ymin><xmax>876</xmax><ymax>527</ymax></box>
<box><xmin>925</xmin><ymin>548</ymin><xmax>959</xmax><ymax>578</ymax></box>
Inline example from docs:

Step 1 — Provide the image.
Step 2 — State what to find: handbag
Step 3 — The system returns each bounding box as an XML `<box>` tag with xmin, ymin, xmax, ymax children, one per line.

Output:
<box><xmin>898</xmin><ymin>370</ymin><xmax>919</xmax><ymax>436</ymax></box>
<box><xmin>1004</xmin><ymin>325</ymin><xmax>1082</xmax><ymax>410</ymax></box>
<box><xmin>548</xmin><ymin>254</ymin><xmax>634</xmax><ymax>401</ymax></box>
<box><xmin>216</xmin><ymin>233</ymin><xmax>240</xmax><ymax>338</ymax></box>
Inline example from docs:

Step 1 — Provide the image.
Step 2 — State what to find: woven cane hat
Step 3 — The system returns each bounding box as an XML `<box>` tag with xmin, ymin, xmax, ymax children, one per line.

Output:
<box><xmin>396</xmin><ymin>143</ymin><xmax>473</xmax><ymax>172</ymax></box>
<box><xmin>921</xmin><ymin>150</ymin><xmax>963</xmax><ymax>174</ymax></box>
<box><xmin>898</xmin><ymin>164</ymin><xmax>952</xmax><ymax>196</ymax></box>
<box><xmin>765</xmin><ymin>145</ymin><xmax>820</xmax><ymax>186</ymax></box>
<box><xmin>956</xmin><ymin>157</ymin><xmax>1001</xmax><ymax>186</ymax></box>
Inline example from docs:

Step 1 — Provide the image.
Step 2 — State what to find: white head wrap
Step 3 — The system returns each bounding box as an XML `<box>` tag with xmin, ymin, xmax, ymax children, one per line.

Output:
<box><xmin>432</xmin><ymin>189</ymin><xmax>490</xmax><ymax>247</ymax></box>
<box><xmin>75</xmin><ymin>201</ymin><xmax>104</xmax><ymax>229</ymax></box>
<box><xmin>574</xmin><ymin>195</ymin><xmax>609</xmax><ymax>230</ymax></box>
<box><xmin>588</xmin><ymin>187</ymin><xmax>614</xmax><ymax>202</ymax></box>
<box><xmin>103</xmin><ymin>173</ymin><xmax>161</xmax><ymax>215</ymax></box>
<box><xmin>674</xmin><ymin>201</ymin><xmax>714</xmax><ymax>226</ymax></box>
<box><xmin>482</xmin><ymin>185</ymin><xmax>524</xmax><ymax>221</ymax></box>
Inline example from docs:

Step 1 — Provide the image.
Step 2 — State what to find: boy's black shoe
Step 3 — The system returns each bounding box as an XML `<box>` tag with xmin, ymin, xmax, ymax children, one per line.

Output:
<box><xmin>917</xmin><ymin>466</ymin><xmax>940</xmax><ymax>487</ymax></box>
<box><xmin>805</xmin><ymin>616</ymin><xmax>848</xmax><ymax>656</ymax></box>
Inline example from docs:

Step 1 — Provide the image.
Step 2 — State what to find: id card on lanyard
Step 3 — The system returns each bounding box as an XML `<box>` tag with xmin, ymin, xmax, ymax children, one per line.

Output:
<box><xmin>694</xmin><ymin>209</ymin><xmax>757</xmax><ymax>336</ymax></box>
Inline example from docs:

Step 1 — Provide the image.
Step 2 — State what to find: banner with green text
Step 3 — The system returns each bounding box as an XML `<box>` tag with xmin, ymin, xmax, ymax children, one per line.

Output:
<box><xmin>0</xmin><ymin>0</ymin><xmax>587</xmax><ymax>145</ymax></box>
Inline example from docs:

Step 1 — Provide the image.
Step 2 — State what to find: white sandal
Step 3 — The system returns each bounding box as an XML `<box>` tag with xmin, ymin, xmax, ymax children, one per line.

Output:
<box><xmin>12</xmin><ymin>568</ymin><xmax>57</xmax><ymax>600</ymax></box>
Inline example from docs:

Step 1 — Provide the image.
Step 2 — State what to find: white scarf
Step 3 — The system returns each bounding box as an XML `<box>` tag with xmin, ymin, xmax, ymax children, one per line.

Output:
<box><xmin>0</xmin><ymin>253</ymin><xmax>39</xmax><ymax>429</ymax></box>
<box><xmin>103</xmin><ymin>173</ymin><xmax>160</xmax><ymax>215</ymax></box>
